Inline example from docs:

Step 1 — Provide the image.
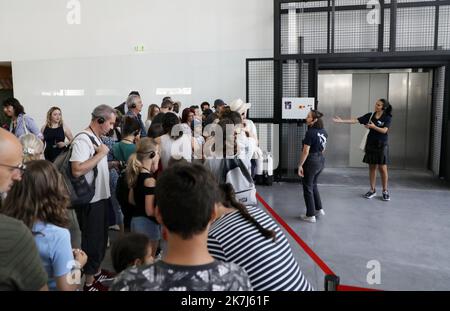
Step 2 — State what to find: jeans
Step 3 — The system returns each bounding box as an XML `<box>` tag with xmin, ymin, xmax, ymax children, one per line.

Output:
<box><xmin>302</xmin><ymin>153</ymin><xmax>325</xmax><ymax>217</ymax></box>
<box><xmin>131</xmin><ymin>217</ymin><xmax>161</xmax><ymax>241</ymax></box>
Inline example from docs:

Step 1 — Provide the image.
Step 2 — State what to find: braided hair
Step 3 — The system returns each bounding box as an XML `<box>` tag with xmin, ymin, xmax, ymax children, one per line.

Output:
<box><xmin>219</xmin><ymin>183</ymin><xmax>276</xmax><ymax>241</ymax></box>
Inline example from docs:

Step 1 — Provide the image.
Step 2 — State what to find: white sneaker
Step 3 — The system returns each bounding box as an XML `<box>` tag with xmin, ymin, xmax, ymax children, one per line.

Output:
<box><xmin>300</xmin><ymin>215</ymin><xmax>316</xmax><ymax>223</ymax></box>
<box><xmin>316</xmin><ymin>209</ymin><xmax>325</xmax><ymax>216</ymax></box>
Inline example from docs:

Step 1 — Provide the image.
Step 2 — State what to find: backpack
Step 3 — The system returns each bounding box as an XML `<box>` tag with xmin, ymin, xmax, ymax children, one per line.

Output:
<box><xmin>54</xmin><ymin>132</ymin><xmax>99</xmax><ymax>207</ymax></box>
<box><xmin>223</xmin><ymin>158</ymin><xmax>257</xmax><ymax>206</ymax></box>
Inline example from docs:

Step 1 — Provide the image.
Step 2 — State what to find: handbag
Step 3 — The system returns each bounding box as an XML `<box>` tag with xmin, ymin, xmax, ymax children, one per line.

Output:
<box><xmin>359</xmin><ymin>113</ymin><xmax>375</xmax><ymax>151</ymax></box>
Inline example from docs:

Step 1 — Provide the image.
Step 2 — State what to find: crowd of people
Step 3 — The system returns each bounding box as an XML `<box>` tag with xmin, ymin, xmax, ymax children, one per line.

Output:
<box><xmin>0</xmin><ymin>92</ymin><xmax>392</xmax><ymax>291</ymax></box>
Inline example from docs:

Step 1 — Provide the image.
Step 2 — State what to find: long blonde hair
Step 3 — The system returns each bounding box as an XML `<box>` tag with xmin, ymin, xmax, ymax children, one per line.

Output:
<box><xmin>126</xmin><ymin>137</ymin><xmax>158</xmax><ymax>188</ymax></box>
<box><xmin>20</xmin><ymin>134</ymin><xmax>45</xmax><ymax>162</ymax></box>
<box><xmin>46</xmin><ymin>107</ymin><xmax>64</xmax><ymax>128</ymax></box>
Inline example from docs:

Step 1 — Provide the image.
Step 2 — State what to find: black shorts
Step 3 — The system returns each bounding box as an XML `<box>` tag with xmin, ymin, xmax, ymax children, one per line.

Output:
<box><xmin>363</xmin><ymin>140</ymin><xmax>389</xmax><ymax>165</ymax></box>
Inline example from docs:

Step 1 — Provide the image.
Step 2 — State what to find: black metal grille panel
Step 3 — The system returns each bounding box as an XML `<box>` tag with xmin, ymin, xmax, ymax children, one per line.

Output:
<box><xmin>281</xmin><ymin>60</ymin><xmax>311</xmax><ymax>98</ymax></box>
<box><xmin>384</xmin><ymin>9</ymin><xmax>391</xmax><ymax>52</ymax></box>
<box><xmin>248</xmin><ymin>60</ymin><xmax>274</xmax><ymax>119</ymax></box>
<box><xmin>438</xmin><ymin>6</ymin><xmax>450</xmax><ymax>50</ymax></box>
<box><xmin>397</xmin><ymin>0</ymin><xmax>434</xmax><ymax>2</ymax></box>
<box><xmin>297</xmin><ymin>12</ymin><xmax>328</xmax><ymax>54</ymax></box>
<box><xmin>281</xmin><ymin>1</ymin><xmax>327</xmax><ymax>10</ymax></box>
<box><xmin>335</xmin><ymin>0</ymin><xmax>367</xmax><ymax>6</ymax></box>
<box><xmin>255</xmin><ymin>123</ymin><xmax>276</xmax><ymax>155</ymax></box>
<box><xmin>282</xmin><ymin>61</ymin><xmax>300</xmax><ymax>97</ymax></box>
<box><xmin>431</xmin><ymin>66</ymin><xmax>445</xmax><ymax>176</ymax></box>
<box><xmin>334</xmin><ymin>10</ymin><xmax>379</xmax><ymax>53</ymax></box>
<box><xmin>300</xmin><ymin>61</ymin><xmax>309</xmax><ymax>97</ymax></box>
<box><xmin>281</xmin><ymin>8</ymin><xmax>328</xmax><ymax>54</ymax></box>
<box><xmin>396</xmin><ymin>7</ymin><xmax>435</xmax><ymax>51</ymax></box>
<box><xmin>278</xmin><ymin>0</ymin><xmax>450</xmax><ymax>55</ymax></box>
<box><xmin>281</xmin><ymin>123</ymin><xmax>307</xmax><ymax>179</ymax></box>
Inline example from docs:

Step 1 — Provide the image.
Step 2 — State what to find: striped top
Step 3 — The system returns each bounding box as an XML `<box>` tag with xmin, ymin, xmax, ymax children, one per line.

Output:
<box><xmin>207</xmin><ymin>206</ymin><xmax>313</xmax><ymax>291</ymax></box>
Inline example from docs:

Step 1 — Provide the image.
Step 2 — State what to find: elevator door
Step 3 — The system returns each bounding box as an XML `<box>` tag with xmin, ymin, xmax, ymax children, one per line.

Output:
<box><xmin>318</xmin><ymin>70</ymin><xmax>432</xmax><ymax>170</ymax></box>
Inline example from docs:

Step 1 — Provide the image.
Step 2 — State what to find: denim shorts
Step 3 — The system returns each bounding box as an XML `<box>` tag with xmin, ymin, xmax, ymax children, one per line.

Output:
<box><xmin>130</xmin><ymin>217</ymin><xmax>161</xmax><ymax>241</ymax></box>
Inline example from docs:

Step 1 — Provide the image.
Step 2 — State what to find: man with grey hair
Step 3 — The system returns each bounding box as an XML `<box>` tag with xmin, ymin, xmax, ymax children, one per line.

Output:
<box><xmin>70</xmin><ymin>104</ymin><xmax>116</xmax><ymax>291</ymax></box>
<box><xmin>0</xmin><ymin>128</ymin><xmax>48</xmax><ymax>291</ymax></box>
<box><xmin>126</xmin><ymin>94</ymin><xmax>146</xmax><ymax>137</ymax></box>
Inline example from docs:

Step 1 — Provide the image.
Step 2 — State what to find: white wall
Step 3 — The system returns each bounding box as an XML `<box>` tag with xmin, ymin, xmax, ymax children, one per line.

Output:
<box><xmin>0</xmin><ymin>0</ymin><xmax>273</xmax><ymax>132</ymax></box>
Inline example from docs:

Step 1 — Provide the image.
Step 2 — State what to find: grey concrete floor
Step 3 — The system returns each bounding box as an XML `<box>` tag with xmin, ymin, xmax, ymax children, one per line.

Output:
<box><xmin>102</xmin><ymin>168</ymin><xmax>450</xmax><ymax>291</ymax></box>
<box><xmin>256</xmin><ymin>168</ymin><xmax>450</xmax><ymax>291</ymax></box>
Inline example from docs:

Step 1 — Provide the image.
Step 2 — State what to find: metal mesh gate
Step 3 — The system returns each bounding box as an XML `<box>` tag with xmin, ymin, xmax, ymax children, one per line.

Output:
<box><xmin>278</xmin><ymin>0</ymin><xmax>450</xmax><ymax>55</ymax></box>
<box><xmin>247</xmin><ymin>59</ymin><xmax>277</xmax><ymax>168</ymax></box>
<box><xmin>431</xmin><ymin>66</ymin><xmax>446</xmax><ymax>176</ymax></box>
<box><xmin>247</xmin><ymin>58</ymin><xmax>316</xmax><ymax>179</ymax></box>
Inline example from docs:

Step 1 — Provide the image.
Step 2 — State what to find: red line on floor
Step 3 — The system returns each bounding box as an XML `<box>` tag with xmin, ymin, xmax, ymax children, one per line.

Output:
<box><xmin>256</xmin><ymin>192</ymin><xmax>336</xmax><ymax>277</ymax></box>
<box><xmin>256</xmin><ymin>192</ymin><xmax>384</xmax><ymax>292</ymax></box>
<box><xmin>337</xmin><ymin>285</ymin><xmax>381</xmax><ymax>291</ymax></box>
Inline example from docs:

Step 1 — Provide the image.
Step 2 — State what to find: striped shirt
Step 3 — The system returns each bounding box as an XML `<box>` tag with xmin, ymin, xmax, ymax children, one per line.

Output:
<box><xmin>208</xmin><ymin>206</ymin><xmax>313</xmax><ymax>291</ymax></box>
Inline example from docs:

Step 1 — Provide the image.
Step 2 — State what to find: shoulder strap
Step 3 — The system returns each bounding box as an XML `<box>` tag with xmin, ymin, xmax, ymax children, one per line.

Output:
<box><xmin>70</xmin><ymin>132</ymin><xmax>99</xmax><ymax>177</ymax></box>
<box><xmin>223</xmin><ymin>157</ymin><xmax>253</xmax><ymax>184</ymax></box>
<box><xmin>22</xmin><ymin>115</ymin><xmax>29</xmax><ymax>135</ymax></box>
<box><xmin>70</xmin><ymin>132</ymin><xmax>99</xmax><ymax>148</ymax></box>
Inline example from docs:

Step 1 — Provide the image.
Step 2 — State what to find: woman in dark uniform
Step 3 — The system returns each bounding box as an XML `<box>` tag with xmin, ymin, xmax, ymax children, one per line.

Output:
<box><xmin>298</xmin><ymin>110</ymin><xmax>328</xmax><ymax>223</ymax></box>
<box><xmin>333</xmin><ymin>99</ymin><xmax>392</xmax><ymax>201</ymax></box>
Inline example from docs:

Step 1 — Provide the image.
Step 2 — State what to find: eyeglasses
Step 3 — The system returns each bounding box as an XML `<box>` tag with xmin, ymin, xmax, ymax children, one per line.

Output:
<box><xmin>0</xmin><ymin>163</ymin><xmax>27</xmax><ymax>174</ymax></box>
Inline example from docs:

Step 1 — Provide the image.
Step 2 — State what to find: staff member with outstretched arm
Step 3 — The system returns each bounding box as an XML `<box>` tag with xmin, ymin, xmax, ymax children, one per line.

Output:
<box><xmin>333</xmin><ymin>99</ymin><xmax>393</xmax><ymax>201</ymax></box>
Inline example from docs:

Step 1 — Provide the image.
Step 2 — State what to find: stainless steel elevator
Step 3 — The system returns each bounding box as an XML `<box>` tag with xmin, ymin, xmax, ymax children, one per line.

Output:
<box><xmin>318</xmin><ymin>69</ymin><xmax>433</xmax><ymax>170</ymax></box>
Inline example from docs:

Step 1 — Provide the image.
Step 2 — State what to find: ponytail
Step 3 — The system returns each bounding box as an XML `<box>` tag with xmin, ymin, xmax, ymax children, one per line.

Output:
<box><xmin>126</xmin><ymin>153</ymin><xmax>142</xmax><ymax>188</ymax></box>
<box><xmin>220</xmin><ymin>183</ymin><xmax>276</xmax><ymax>241</ymax></box>
<box><xmin>379</xmin><ymin>98</ymin><xmax>392</xmax><ymax>116</ymax></box>
<box><xmin>126</xmin><ymin>137</ymin><xmax>158</xmax><ymax>188</ymax></box>
<box><xmin>310</xmin><ymin>110</ymin><xmax>324</xmax><ymax>129</ymax></box>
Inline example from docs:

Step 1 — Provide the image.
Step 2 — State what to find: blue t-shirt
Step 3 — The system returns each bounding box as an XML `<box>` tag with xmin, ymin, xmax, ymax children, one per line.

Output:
<box><xmin>303</xmin><ymin>128</ymin><xmax>328</xmax><ymax>153</ymax></box>
<box><xmin>32</xmin><ymin>221</ymin><xmax>74</xmax><ymax>291</ymax></box>
<box><xmin>358</xmin><ymin>112</ymin><xmax>392</xmax><ymax>143</ymax></box>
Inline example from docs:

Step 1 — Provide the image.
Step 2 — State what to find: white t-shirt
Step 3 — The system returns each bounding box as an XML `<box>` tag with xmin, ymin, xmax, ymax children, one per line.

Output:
<box><xmin>236</xmin><ymin>133</ymin><xmax>257</xmax><ymax>171</ymax></box>
<box><xmin>144</xmin><ymin>120</ymin><xmax>152</xmax><ymax>133</ymax></box>
<box><xmin>160</xmin><ymin>133</ymin><xmax>192</xmax><ymax>170</ymax></box>
<box><xmin>70</xmin><ymin>131</ymin><xmax>110</xmax><ymax>203</ymax></box>
<box><xmin>243</xmin><ymin>119</ymin><xmax>258</xmax><ymax>140</ymax></box>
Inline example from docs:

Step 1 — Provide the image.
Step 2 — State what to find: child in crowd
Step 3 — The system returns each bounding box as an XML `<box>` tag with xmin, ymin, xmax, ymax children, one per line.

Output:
<box><xmin>111</xmin><ymin>233</ymin><xmax>154</xmax><ymax>274</ymax></box>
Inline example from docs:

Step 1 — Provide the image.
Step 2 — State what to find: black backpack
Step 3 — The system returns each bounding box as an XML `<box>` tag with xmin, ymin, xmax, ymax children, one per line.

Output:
<box><xmin>54</xmin><ymin>132</ymin><xmax>99</xmax><ymax>207</ymax></box>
